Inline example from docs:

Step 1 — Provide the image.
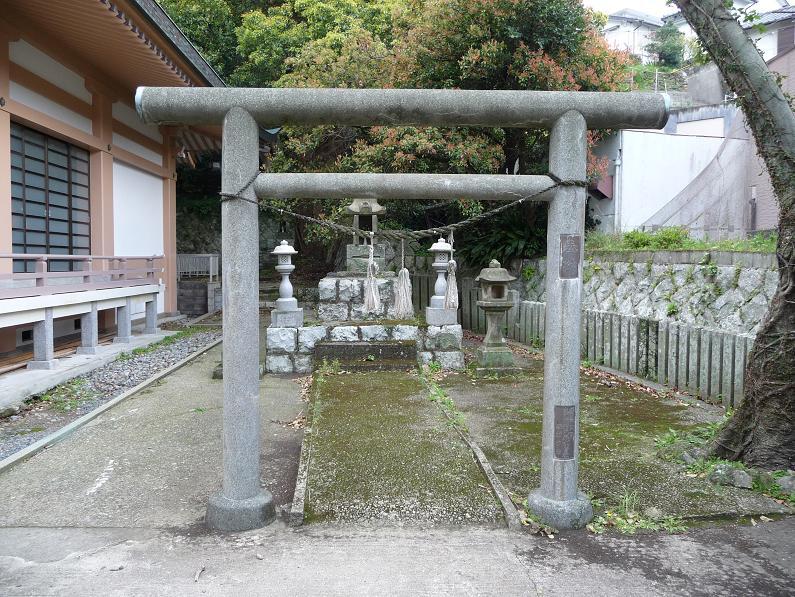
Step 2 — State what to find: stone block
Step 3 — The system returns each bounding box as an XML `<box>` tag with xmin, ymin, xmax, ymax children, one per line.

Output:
<box><xmin>417</xmin><ymin>351</ymin><xmax>434</xmax><ymax>365</ymax></box>
<box><xmin>476</xmin><ymin>346</ymin><xmax>514</xmax><ymax>369</ymax></box>
<box><xmin>318</xmin><ymin>303</ymin><xmax>349</xmax><ymax>322</ymax></box>
<box><xmin>337</xmin><ymin>278</ymin><xmax>361</xmax><ymax>302</ymax></box>
<box><xmin>330</xmin><ymin>326</ymin><xmax>359</xmax><ymax>341</ymax></box>
<box><xmin>318</xmin><ymin>277</ymin><xmax>337</xmax><ymax>301</ymax></box>
<box><xmin>348</xmin><ymin>257</ymin><xmax>386</xmax><ymax>274</ymax></box>
<box><xmin>377</xmin><ymin>279</ymin><xmax>393</xmax><ymax>303</ymax></box>
<box><xmin>293</xmin><ymin>354</ymin><xmax>313</xmax><ymax>374</ymax></box>
<box><xmin>438</xmin><ymin>324</ymin><xmax>463</xmax><ymax>350</ymax></box>
<box><xmin>266</xmin><ymin>327</ymin><xmax>297</xmax><ymax>353</ymax></box>
<box><xmin>392</xmin><ymin>325</ymin><xmax>419</xmax><ymax>341</ymax></box>
<box><xmin>425</xmin><ymin>307</ymin><xmax>457</xmax><ymax>326</ymax></box>
<box><xmin>271</xmin><ymin>308</ymin><xmax>304</xmax><ymax>328</ymax></box>
<box><xmin>360</xmin><ymin>325</ymin><xmax>388</xmax><ymax>341</ymax></box>
<box><xmin>350</xmin><ymin>302</ymin><xmax>386</xmax><ymax>320</ymax></box>
<box><xmin>266</xmin><ymin>354</ymin><xmax>293</xmax><ymax>374</ymax></box>
<box><xmin>435</xmin><ymin>351</ymin><xmax>465</xmax><ymax>370</ymax></box>
<box><xmin>298</xmin><ymin>326</ymin><xmax>328</xmax><ymax>353</ymax></box>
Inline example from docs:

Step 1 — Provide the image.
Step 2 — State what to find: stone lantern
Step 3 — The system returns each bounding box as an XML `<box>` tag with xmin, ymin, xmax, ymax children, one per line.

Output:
<box><xmin>345</xmin><ymin>198</ymin><xmax>387</xmax><ymax>272</ymax></box>
<box><xmin>270</xmin><ymin>240</ymin><xmax>304</xmax><ymax>328</ymax></box>
<box><xmin>475</xmin><ymin>259</ymin><xmax>516</xmax><ymax>369</ymax></box>
<box><xmin>425</xmin><ymin>236</ymin><xmax>457</xmax><ymax>326</ymax></box>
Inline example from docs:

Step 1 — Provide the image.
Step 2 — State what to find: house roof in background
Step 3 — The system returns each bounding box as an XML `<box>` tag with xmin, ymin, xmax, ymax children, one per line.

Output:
<box><xmin>754</xmin><ymin>5</ymin><xmax>795</xmax><ymax>26</ymax></box>
<box><xmin>608</xmin><ymin>8</ymin><xmax>664</xmax><ymax>28</ymax></box>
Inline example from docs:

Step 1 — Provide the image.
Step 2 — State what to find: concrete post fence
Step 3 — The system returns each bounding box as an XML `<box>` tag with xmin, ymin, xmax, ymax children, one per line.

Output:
<box><xmin>137</xmin><ymin>86</ymin><xmax>669</xmax><ymax>531</ymax></box>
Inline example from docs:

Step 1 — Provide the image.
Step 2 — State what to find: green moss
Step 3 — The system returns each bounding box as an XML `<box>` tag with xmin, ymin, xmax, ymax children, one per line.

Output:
<box><xmin>440</xmin><ymin>363</ymin><xmax>779</xmax><ymax>523</ymax></box>
<box><xmin>304</xmin><ymin>371</ymin><xmax>503</xmax><ymax>525</ymax></box>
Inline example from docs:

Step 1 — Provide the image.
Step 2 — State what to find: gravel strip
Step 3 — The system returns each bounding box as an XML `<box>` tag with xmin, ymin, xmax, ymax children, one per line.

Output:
<box><xmin>0</xmin><ymin>330</ymin><xmax>221</xmax><ymax>461</ymax></box>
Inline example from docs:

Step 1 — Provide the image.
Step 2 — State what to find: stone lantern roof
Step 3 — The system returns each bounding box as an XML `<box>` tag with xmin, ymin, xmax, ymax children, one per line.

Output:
<box><xmin>475</xmin><ymin>259</ymin><xmax>516</xmax><ymax>283</ymax></box>
<box><xmin>271</xmin><ymin>240</ymin><xmax>297</xmax><ymax>256</ymax></box>
<box><xmin>429</xmin><ymin>237</ymin><xmax>453</xmax><ymax>254</ymax></box>
<box><xmin>345</xmin><ymin>198</ymin><xmax>386</xmax><ymax>215</ymax></box>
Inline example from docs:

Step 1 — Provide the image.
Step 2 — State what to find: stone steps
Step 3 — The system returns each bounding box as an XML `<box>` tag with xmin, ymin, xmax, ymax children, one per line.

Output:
<box><xmin>314</xmin><ymin>340</ymin><xmax>417</xmax><ymax>371</ymax></box>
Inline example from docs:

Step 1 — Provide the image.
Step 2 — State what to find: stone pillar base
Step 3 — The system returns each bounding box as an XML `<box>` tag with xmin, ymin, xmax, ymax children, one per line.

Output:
<box><xmin>76</xmin><ymin>346</ymin><xmax>99</xmax><ymax>356</ymax></box>
<box><xmin>143</xmin><ymin>327</ymin><xmax>160</xmax><ymax>335</ymax></box>
<box><xmin>206</xmin><ymin>490</ymin><xmax>276</xmax><ymax>532</ymax></box>
<box><xmin>425</xmin><ymin>307</ymin><xmax>457</xmax><ymax>326</ymax></box>
<box><xmin>113</xmin><ymin>336</ymin><xmax>132</xmax><ymax>344</ymax></box>
<box><xmin>27</xmin><ymin>359</ymin><xmax>59</xmax><ymax>371</ymax></box>
<box><xmin>271</xmin><ymin>308</ymin><xmax>304</xmax><ymax>328</ymax></box>
<box><xmin>525</xmin><ymin>489</ymin><xmax>593</xmax><ymax>530</ymax></box>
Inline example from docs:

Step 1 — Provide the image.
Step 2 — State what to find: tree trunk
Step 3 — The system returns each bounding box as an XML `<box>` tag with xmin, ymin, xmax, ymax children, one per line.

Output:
<box><xmin>675</xmin><ymin>0</ymin><xmax>795</xmax><ymax>469</ymax></box>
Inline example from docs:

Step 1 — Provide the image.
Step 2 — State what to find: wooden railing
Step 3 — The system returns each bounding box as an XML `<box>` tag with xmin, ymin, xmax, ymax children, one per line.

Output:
<box><xmin>177</xmin><ymin>253</ymin><xmax>219</xmax><ymax>282</ymax></box>
<box><xmin>0</xmin><ymin>254</ymin><xmax>164</xmax><ymax>300</ymax></box>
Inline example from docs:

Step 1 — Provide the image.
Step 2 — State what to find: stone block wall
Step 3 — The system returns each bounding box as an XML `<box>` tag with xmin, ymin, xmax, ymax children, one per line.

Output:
<box><xmin>177</xmin><ymin>280</ymin><xmax>222</xmax><ymax>317</ymax></box>
<box><xmin>265</xmin><ymin>323</ymin><xmax>464</xmax><ymax>374</ymax></box>
<box><xmin>520</xmin><ymin>251</ymin><xmax>776</xmax><ymax>334</ymax></box>
<box><xmin>317</xmin><ymin>274</ymin><xmax>398</xmax><ymax>322</ymax></box>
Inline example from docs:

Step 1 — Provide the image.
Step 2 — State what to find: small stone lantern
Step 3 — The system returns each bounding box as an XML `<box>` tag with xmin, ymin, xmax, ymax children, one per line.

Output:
<box><xmin>425</xmin><ymin>236</ymin><xmax>457</xmax><ymax>326</ymax></box>
<box><xmin>346</xmin><ymin>198</ymin><xmax>386</xmax><ymax>244</ymax></box>
<box><xmin>345</xmin><ymin>198</ymin><xmax>387</xmax><ymax>272</ymax></box>
<box><xmin>270</xmin><ymin>240</ymin><xmax>304</xmax><ymax>328</ymax></box>
<box><xmin>475</xmin><ymin>259</ymin><xmax>517</xmax><ymax>369</ymax></box>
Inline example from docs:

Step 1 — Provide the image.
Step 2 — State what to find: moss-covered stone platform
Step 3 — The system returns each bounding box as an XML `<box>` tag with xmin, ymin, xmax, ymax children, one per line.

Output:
<box><xmin>303</xmin><ymin>370</ymin><xmax>504</xmax><ymax>525</ymax></box>
<box><xmin>442</xmin><ymin>357</ymin><xmax>789</xmax><ymax>522</ymax></box>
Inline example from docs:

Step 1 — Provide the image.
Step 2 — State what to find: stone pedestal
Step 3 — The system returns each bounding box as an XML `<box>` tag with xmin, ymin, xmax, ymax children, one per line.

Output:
<box><xmin>425</xmin><ymin>307</ymin><xmax>457</xmax><ymax>326</ymax></box>
<box><xmin>271</xmin><ymin>303</ymin><xmax>304</xmax><ymax>328</ymax></box>
<box><xmin>346</xmin><ymin>243</ymin><xmax>387</xmax><ymax>273</ymax></box>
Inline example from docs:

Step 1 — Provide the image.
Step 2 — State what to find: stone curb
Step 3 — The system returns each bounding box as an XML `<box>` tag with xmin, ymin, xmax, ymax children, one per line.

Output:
<box><xmin>0</xmin><ymin>336</ymin><xmax>224</xmax><ymax>475</ymax></box>
<box><xmin>289</xmin><ymin>377</ymin><xmax>317</xmax><ymax>527</ymax></box>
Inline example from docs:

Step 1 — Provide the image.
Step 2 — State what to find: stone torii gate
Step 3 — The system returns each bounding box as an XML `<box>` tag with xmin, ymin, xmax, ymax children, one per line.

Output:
<box><xmin>136</xmin><ymin>88</ymin><xmax>669</xmax><ymax>532</ymax></box>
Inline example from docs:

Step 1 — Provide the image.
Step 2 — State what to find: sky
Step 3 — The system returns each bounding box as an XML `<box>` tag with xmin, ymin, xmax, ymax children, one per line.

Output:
<box><xmin>581</xmin><ymin>0</ymin><xmax>677</xmax><ymax>18</ymax></box>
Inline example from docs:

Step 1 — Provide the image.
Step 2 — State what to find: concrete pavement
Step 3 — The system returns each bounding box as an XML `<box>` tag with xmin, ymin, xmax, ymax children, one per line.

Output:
<box><xmin>0</xmin><ymin>344</ymin><xmax>792</xmax><ymax>595</ymax></box>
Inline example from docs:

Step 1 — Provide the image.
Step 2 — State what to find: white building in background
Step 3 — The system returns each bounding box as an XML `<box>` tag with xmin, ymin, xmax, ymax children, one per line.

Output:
<box><xmin>603</xmin><ymin>9</ymin><xmax>663</xmax><ymax>62</ymax></box>
<box><xmin>664</xmin><ymin>1</ymin><xmax>793</xmax><ymax>62</ymax></box>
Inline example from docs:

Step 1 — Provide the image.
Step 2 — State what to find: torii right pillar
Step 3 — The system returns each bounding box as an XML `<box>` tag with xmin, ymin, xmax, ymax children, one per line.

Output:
<box><xmin>526</xmin><ymin>110</ymin><xmax>593</xmax><ymax>529</ymax></box>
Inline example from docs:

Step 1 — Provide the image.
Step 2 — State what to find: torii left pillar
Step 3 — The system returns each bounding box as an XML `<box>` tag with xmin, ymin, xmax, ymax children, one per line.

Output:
<box><xmin>206</xmin><ymin>107</ymin><xmax>275</xmax><ymax>531</ymax></box>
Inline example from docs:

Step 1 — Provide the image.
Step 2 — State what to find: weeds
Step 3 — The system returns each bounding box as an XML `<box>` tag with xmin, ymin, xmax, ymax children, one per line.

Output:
<box><xmin>34</xmin><ymin>378</ymin><xmax>99</xmax><ymax>412</ymax></box>
<box><xmin>317</xmin><ymin>358</ymin><xmax>342</xmax><ymax>375</ymax></box>
<box><xmin>587</xmin><ymin>490</ymin><xmax>686</xmax><ymax>535</ymax></box>
<box><xmin>420</xmin><ymin>366</ymin><xmax>467</xmax><ymax>431</ymax></box>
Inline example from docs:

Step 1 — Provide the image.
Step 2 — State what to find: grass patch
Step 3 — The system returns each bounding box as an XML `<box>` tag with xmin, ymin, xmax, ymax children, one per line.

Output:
<box><xmin>586</xmin><ymin>228</ymin><xmax>776</xmax><ymax>253</ymax></box>
<box><xmin>420</xmin><ymin>366</ymin><xmax>467</xmax><ymax>431</ymax></box>
<box><xmin>115</xmin><ymin>327</ymin><xmax>204</xmax><ymax>362</ymax></box>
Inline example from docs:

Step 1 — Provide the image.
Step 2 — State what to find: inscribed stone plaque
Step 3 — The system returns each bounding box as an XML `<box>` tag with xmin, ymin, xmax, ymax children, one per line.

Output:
<box><xmin>554</xmin><ymin>405</ymin><xmax>576</xmax><ymax>459</ymax></box>
<box><xmin>559</xmin><ymin>234</ymin><xmax>581</xmax><ymax>279</ymax></box>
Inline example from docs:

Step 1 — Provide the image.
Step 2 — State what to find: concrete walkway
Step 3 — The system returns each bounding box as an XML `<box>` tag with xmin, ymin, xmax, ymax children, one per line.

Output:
<box><xmin>0</xmin><ymin>345</ymin><xmax>792</xmax><ymax>595</ymax></box>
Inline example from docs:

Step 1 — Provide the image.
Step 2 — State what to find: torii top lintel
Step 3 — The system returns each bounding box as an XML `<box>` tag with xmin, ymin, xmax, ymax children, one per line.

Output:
<box><xmin>135</xmin><ymin>87</ymin><xmax>670</xmax><ymax>130</ymax></box>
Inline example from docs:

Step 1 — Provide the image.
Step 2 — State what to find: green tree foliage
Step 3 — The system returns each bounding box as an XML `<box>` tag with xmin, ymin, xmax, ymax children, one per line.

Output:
<box><xmin>160</xmin><ymin>0</ymin><xmax>632</xmax><ymax>266</ymax></box>
<box><xmin>645</xmin><ymin>22</ymin><xmax>685</xmax><ymax>67</ymax></box>
<box><xmin>159</xmin><ymin>0</ymin><xmax>238</xmax><ymax>77</ymax></box>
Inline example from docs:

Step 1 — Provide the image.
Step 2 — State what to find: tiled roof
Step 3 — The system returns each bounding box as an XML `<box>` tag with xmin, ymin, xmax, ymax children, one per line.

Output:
<box><xmin>127</xmin><ymin>0</ymin><xmax>225</xmax><ymax>87</ymax></box>
<box><xmin>608</xmin><ymin>8</ymin><xmax>664</xmax><ymax>28</ymax></box>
